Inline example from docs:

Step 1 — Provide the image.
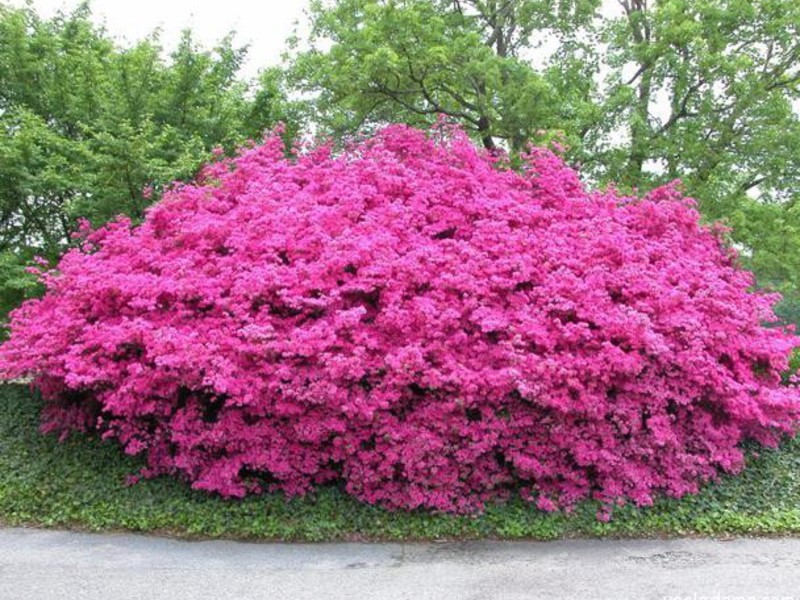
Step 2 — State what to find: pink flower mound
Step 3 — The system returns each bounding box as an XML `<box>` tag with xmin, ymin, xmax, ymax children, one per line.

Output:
<box><xmin>1</xmin><ymin>125</ymin><xmax>798</xmax><ymax>514</ymax></box>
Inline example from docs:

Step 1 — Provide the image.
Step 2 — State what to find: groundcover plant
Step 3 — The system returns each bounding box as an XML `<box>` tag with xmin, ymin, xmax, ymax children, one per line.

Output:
<box><xmin>1</xmin><ymin>125</ymin><xmax>798</xmax><ymax>516</ymax></box>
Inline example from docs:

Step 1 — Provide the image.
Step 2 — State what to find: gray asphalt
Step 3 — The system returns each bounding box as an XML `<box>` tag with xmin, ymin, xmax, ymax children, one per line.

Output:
<box><xmin>1</xmin><ymin>528</ymin><xmax>799</xmax><ymax>600</ymax></box>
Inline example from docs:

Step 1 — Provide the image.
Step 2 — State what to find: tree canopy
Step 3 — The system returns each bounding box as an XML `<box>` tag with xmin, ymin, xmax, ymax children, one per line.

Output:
<box><xmin>290</xmin><ymin>0</ymin><xmax>600</xmax><ymax>151</ymax></box>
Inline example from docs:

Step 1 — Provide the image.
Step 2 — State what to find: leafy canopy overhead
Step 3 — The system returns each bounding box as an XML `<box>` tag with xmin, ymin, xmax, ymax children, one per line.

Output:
<box><xmin>290</xmin><ymin>0</ymin><xmax>600</xmax><ymax>151</ymax></box>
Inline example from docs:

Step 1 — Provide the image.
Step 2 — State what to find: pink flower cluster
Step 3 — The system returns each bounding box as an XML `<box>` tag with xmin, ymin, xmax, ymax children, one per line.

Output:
<box><xmin>1</xmin><ymin>125</ymin><xmax>798</xmax><ymax>514</ymax></box>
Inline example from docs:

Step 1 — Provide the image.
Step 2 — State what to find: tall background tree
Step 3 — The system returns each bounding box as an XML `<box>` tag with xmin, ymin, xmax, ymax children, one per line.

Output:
<box><xmin>290</xmin><ymin>0</ymin><xmax>800</xmax><ymax>320</ymax></box>
<box><xmin>0</xmin><ymin>2</ymin><xmax>299</xmax><ymax>320</ymax></box>
<box><xmin>289</xmin><ymin>0</ymin><xmax>601</xmax><ymax>151</ymax></box>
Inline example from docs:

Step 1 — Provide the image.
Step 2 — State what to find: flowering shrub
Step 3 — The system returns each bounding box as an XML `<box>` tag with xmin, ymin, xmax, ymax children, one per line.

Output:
<box><xmin>1</xmin><ymin>125</ymin><xmax>798</xmax><ymax>515</ymax></box>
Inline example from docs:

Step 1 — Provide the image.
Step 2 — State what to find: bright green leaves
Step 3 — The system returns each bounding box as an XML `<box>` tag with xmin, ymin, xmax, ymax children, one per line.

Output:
<box><xmin>289</xmin><ymin>0</ymin><xmax>596</xmax><ymax>151</ymax></box>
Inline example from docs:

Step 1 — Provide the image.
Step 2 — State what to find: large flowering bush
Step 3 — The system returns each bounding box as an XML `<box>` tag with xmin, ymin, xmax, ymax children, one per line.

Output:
<box><xmin>1</xmin><ymin>125</ymin><xmax>798</xmax><ymax>514</ymax></box>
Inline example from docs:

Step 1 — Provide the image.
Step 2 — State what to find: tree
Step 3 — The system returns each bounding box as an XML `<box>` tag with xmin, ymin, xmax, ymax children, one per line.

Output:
<box><xmin>0</xmin><ymin>3</ymin><xmax>297</xmax><ymax>324</ymax></box>
<box><xmin>289</xmin><ymin>0</ymin><xmax>600</xmax><ymax>151</ymax></box>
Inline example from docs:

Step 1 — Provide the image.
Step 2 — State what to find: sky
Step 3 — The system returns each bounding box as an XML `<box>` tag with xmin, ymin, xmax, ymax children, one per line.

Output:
<box><xmin>7</xmin><ymin>0</ymin><xmax>313</xmax><ymax>80</ymax></box>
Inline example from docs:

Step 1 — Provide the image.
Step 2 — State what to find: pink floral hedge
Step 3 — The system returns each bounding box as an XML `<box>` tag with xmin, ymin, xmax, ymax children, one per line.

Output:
<box><xmin>1</xmin><ymin>125</ymin><xmax>798</xmax><ymax>514</ymax></box>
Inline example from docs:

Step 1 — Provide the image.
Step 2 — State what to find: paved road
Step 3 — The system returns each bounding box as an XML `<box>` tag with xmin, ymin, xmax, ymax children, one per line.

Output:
<box><xmin>1</xmin><ymin>528</ymin><xmax>799</xmax><ymax>600</ymax></box>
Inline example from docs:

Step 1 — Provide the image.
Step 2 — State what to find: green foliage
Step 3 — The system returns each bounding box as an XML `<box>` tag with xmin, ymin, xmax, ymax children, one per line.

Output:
<box><xmin>0</xmin><ymin>252</ymin><xmax>41</xmax><ymax>332</ymax></box>
<box><xmin>2</xmin><ymin>383</ymin><xmax>800</xmax><ymax>540</ymax></box>
<box><xmin>594</xmin><ymin>0</ymin><xmax>800</xmax><ymax>198</ymax></box>
<box><xmin>0</xmin><ymin>3</ymin><xmax>298</xmax><ymax>321</ymax></box>
<box><xmin>289</xmin><ymin>0</ymin><xmax>600</xmax><ymax>151</ymax></box>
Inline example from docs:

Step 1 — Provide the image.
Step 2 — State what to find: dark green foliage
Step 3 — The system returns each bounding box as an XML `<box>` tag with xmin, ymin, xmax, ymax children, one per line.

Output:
<box><xmin>2</xmin><ymin>384</ymin><xmax>799</xmax><ymax>540</ymax></box>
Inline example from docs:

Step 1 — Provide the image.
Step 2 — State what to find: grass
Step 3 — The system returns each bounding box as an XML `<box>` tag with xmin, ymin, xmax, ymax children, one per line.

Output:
<box><xmin>2</xmin><ymin>383</ymin><xmax>800</xmax><ymax>541</ymax></box>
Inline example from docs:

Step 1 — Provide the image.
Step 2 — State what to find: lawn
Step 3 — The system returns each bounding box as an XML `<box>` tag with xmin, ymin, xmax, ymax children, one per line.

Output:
<box><xmin>1</xmin><ymin>383</ymin><xmax>799</xmax><ymax>541</ymax></box>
